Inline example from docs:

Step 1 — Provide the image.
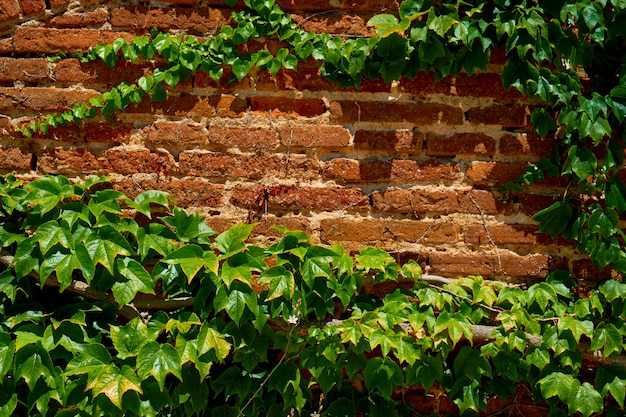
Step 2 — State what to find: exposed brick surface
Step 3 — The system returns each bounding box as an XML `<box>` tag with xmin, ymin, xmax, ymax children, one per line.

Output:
<box><xmin>466</xmin><ymin>103</ymin><xmax>530</xmax><ymax>128</ymax></box>
<box><xmin>329</xmin><ymin>100</ymin><xmax>464</xmax><ymax>125</ymax></box>
<box><xmin>320</xmin><ymin>218</ymin><xmax>459</xmax><ymax>244</ymax></box>
<box><xmin>230</xmin><ymin>185</ymin><xmax>369</xmax><ymax>212</ymax></box>
<box><xmin>104</xmin><ymin>147</ymin><xmax>177</xmax><ymax>175</ymax></box>
<box><xmin>49</xmin><ymin>9</ymin><xmax>110</xmax><ymax>27</ymax></box>
<box><xmin>179</xmin><ymin>151</ymin><xmax>320</xmax><ymax>180</ymax></box>
<box><xmin>429</xmin><ymin>252</ymin><xmax>557</xmax><ymax>279</ymax></box>
<box><xmin>426</xmin><ymin>132</ymin><xmax>496</xmax><ymax>157</ymax></box>
<box><xmin>277</xmin><ymin>125</ymin><xmax>351</xmax><ymax>148</ymax></box>
<box><xmin>290</xmin><ymin>13</ymin><xmax>375</xmax><ymax>37</ymax></box>
<box><xmin>499</xmin><ymin>132</ymin><xmax>556</xmax><ymax>157</ymax></box>
<box><xmin>111</xmin><ymin>6</ymin><xmax>231</xmax><ymax>34</ymax></box>
<box><xmin>38</xmin><ymin>147</ymin><xmax>101</xmax><ymax>175</ymax></box>
<box><xmin>49</xmin><ymin>0</ymin><xmax>70</xmax><ymax>8</ymax></box>
<box><xmin>249</xmin><ymin>97</ymin><xmax>325</xmax><ymax>118</ymax></box>
<box><xmin>276</xmin><ymin>0</ymin><xmax>397</xmax><ymax>13</ymax></box>
<box><xmin>0</xmin><ymin>0</ymin><xmax>21</xmax><ymax>22</ymax></box>
<box><xmin>128</xmin><ymin>93</ymin><xmax>245</xmax><ymax>118</ymax></box>
<box><xmin>466</xmin><ymin>161</ymin><xmax>527</xmax><ymax>186</ymax></box>
<box><xmin>54</xmin><ymin>59</ymin><xmax>151</xmax><ymax>86</ymax></box>
<box><xmin>207</xmin><ymin>127</ymin><xmax>279</xmax><ymax>149</ymax></box>
<box><xmin>0</xmin><ymin>87</ymin><xmax>99</xmax><ymax>114</ymax></box>
<box><xmin>115</xmin><ymin>177</ymin><xmax>224</xmax><ymax>208</ymax></box>
<box><xmin>463</xmin><ymin>224</ymin><xmax>543</xmax><ymax>246</ymax></box>
<box><xmin>144</xmin><ymin>121</ymin><xmax>207</xmax><ymax>146</ymax></box>
<box><xmin>84</xmin><ymin>123</ymin><xmax>133</xmax><ymax>143</ymax></box>
<box><xmin>0</xmin><ymin>58</ymin><xmax>50</xmax><ymax>84</ymax></box>
<box><xmin>14</xmin><ymin>28</ymin><xmax>135</xmax><ymax>53</ymax></box>
<box><xmin>19</xmin><ymin>0</ymin><xmax>45</xmax><ymax>15</ymax></box>
<box><xmin>354</xmin><ymin>129</ymin><xmax>419</xmax><ymax>153</ymax></box>
<box><xmin>572</xmin><ymin>259</ymin><xmax>615</xmax><ymax>281</ymax></box>
<box><xmin>324</xmin><ymin>158</ymin><xmax>461</xmax><ymax>184</ymax></box>
<box><xmin>0</xmin><ymin>147</ymin><xmax>32</xmax><ymax>172</ymax></box>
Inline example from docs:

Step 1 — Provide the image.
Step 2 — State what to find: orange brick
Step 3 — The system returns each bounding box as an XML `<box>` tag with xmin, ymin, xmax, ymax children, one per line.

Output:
<box><xmin>0</xmin><ymin>87</ymin><xmax>98</xmax><ymax>114</ymax></box>
<box><xmin>499</xmin><ymin>132</ymin><xmax>556</xmax><ymax>158</ymax></box>
<box><xmin>179</xmin><ymin>151</ymin><xmax>320</xmax><ymax>180</ymax></box>
<box><xmin>84</xmin><ymin>123</ymin><xmax>133</xmax><ymax>143</ymax></box>
<box><xmin>103</xmin><ymin>147</ymin><xmax>177</xmax><ymax>175</ymax></box>
<box><xmin>426</xmin><ymin>132</ymin><xmax>496</xmax><ymax>157</ymax></box>
<box><xmin>0</xmin><ymin>147</ymin><xmax>32</xmax><ymax>172</ymax></box>
<box><xmin>328</xmin><ymin>100</ymin><xmax>464</xmax><ymax>125</ymax></box>
<box><xmin>0</xmin><ymin>58</ymin><xmax>50</xmax><ymax>84</ymax></box>
<box><xmin>391</xmin><ymin>159</ymin><xmax>462</xmax><ymax>184</ymax></box>
<box><xmin>128</xmin><ymin>94</ymin><xmax>244</xmax><ymax>118</ymax></box>
<box><xmin>110</xmin><ymin>6</ymin><xmax>230</xmax><ymax>34</ymax></box>
<box><xmin>354</xmin><ymin>129</ymin><xmax>419</xmax><ymax>153</ymax></box>
<box><xmin>0</xmin><ymin>0</ymin><xmax>21</xmax><ymax>22</ymax></box>
<box><xmin>38</xmin><ymin>148</ymin><xmax>101</xmax><ymax>175</ymax></box>
<box><xmin>249</xmin><ymin>97</ymin><xmax>325</xmax><ymax>118</ymax></box>
<box><xmin>572</xmin><ymin>259</ymin><xmax>615</xmax><ymax>281</ymax></box>
<box><xmin>463</xmin><ymin>224</ymin><xmax>542</xmax><ymax>246</ymax></box>
<box><xmin>277</xmin><ymin>125</ymin><xmax>351</xmax><ymax>148</ymax></box>
<box><xmin>49</xmin><ymin>9</ymin><xmax>110</xmax><ymax>28</ymax></box>
<box><xmin>115</xmin><ymin>177</ymin><xmax>224</xmax><ymax>208</ymax></box>
<box><xmin>466</xmin><ymin>103</ymin><xmax>530</xmax><ymax>128</ymax></box>
<box><xmin>207</xmin><ymin>127</ymin><xmax>278</xmax><ymax>149</ymax></box>
<box><xmin>144</xmin><ymin>121</ymin><xmax>207</xmax><ymax>146</ymax></box>
<box><xmin>14</xmin><ymin>28</ymin><xmax>134</xmax><ymax>53</ymax></box>
<box><xmin>428</xmin><ymin>251</ymin><xmax>561</xmax><ymax>279</ymax></box>
<box><xmin>19</xmin><ymin>0</ymin><xmax>45</xmax><ymax>15</ymax></box>
<box><xmin>466</xmin><ymin>161</ymin><xmax>527</xmax><ymax>186</ymax></box>
<box><xmin>290</xmin><ymin>12</ymin><xmax>375</xmax><ymax>37</ymax></box>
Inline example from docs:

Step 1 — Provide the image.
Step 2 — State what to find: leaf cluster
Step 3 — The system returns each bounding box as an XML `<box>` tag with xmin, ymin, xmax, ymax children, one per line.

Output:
<box><xmin>0</xmin><ymin>175</ymin><xmax>625</xmax><ymax>416</ymax></box>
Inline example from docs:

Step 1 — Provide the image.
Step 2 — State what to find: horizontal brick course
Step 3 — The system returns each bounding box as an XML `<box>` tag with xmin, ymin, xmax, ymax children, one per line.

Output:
<box><xmin>323</xmin><ymin>158</ymin><xmax>461</xmax><ymax>184</ymax></box>
<box><xmin>207</xmin><ymin>127</ymin><xmax>279</xmax><ymax>149</ymax></box>
<box><xmin>354</xmin><ymin>129</ymin><xmax>419</xmax><ymax>153</ymax></box>
<box><xmin>14</xmin><ymin>28</ymin><xmax>135</xmax><ymax>53</ymax></box>
<box><xmin>0</xmin><ymin>58</ymin><xmax>50</xmax><ymax>84</ymax></box>
<box><xmin>0</xmin><ymin>147</ymin><xmax>32</xmax><ymax>172</ymax></box>
<box><xmin>426</xmin><ymin>132</ymin><xmax>496</xmax><ymax>157</ymax></box>
<box><xmin>115</xmin><ymin>177</ymin><xmax>224</xmax><ymax>208</ymax></box>
<box><xmin>466</xmin><ymin>103</ymin><xmax>530</xmax><ymax>128</ymax></box>
<box><xmin>429</xmin><ymin>252</ymin><xmax>559</xmax><ymax>279</ymax></box>
<box><xmin>0</xmin><ymin>0</ymin><xmax>21</xmax><ymax>23</ymax></box>
<box><xmin>465</xmin><ymin>161</ymin><xmax>527</xmax><ymax>186</ymax></box>
<box><xmin>19</xmin><ymin>0</ymin><xmax>45</xmax><ymax>15</ymax></box>
<box><xmin>144</xmin><ymin>121</ymin><xmax>207</xmax><ymax>146</ymax></box>
<box><xmin>277</xmin><ymin>125</ymin><xmax>351</xmax><ymax>148</ymax></box>
<box><xmin>49</xmin><ymin>9</ymin><xmax>110</xmax><ymax>28</ymax></box>
<box><xmin>328</xmin><ymin>100</ymin><xmax>464</xmax><ymax>125</ymax></box>
<box><xmin>110</xmin><ymin>6</ymin><xmax>231</xmax><ymax>34</ymax></box>
<box><xmin>249</xmin><ymin>97</ymin><xmax>325</xmax><ymax>118</ymax></box>
<box><xmin>0</xmin><ymin>87</ymin><xmax>99</xmax><ymax>114</ymax></box>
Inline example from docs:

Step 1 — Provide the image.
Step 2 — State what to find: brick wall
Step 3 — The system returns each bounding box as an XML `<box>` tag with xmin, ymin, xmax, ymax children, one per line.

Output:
<box><xmin>0</xmin><ymin>0</ymin><xmax>603</xmax><ymax>283</ymax></box>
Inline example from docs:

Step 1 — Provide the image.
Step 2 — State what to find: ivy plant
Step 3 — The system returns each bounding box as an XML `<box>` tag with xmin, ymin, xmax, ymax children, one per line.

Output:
<box><xmin>0</xmin><ymin>174</ymin><xmax>625</xmax><ymax>416</ymax></box>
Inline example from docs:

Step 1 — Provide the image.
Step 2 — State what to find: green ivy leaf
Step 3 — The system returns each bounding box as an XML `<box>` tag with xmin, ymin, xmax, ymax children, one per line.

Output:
<box><xmin>557</xmin><ymin>316</ymin><xmax>594</xmax><ymax>343</ymax></box>
<box><xmin>137</xmin><ymin>342</ymin><xmax>182</xmax><ymax>391</ymax></box>
<box><xmin>531</xmin><ymin>107</ymin><xmax>557</xmax><ymax>138</ymax></box>
<box><xmin>162</xmin><ymin>245</ymin><xmax>206</xmax><ymax>284</ymax></box>
<box><xmin>215</xmin><ymin>223</ymin><xmax>256</xmax><ymax>259</ymax></box>
<box><xmin>110</xmin><ymin>317</ymin><xmax>151</xmax><ymax>359</ymax></box>
<box><xmin>197</xmin><ymin>322</ymin><xmax>231</xmax><ymax>361</ymax></box>
<box><xmin>214</xmin><ymin>284</ymin><xmax>258</xmax><ymax>326</ymax></box>
<box><xmin>86</xmin><ymin>364</ymin><xmax>143</xmax><ymax>410</ymax></box>
<box><xmin>590</xmin><ymin>323</ymin><xmax>623</xmax><ymax>358</ymax></box>
<box><xmin>533</xmin><ymin>201</ymin><xmax>573</xmax><ymax>237</ymax></box>
<box><xmin>258</xmin><ymin>265</ymin><xmax>295</xmax><ymax>301</ymax></box>
<box><xmin>567</xmin><ymin>380</ymin><xmax>604</xmax><ymax>417</ymax></box>
<box><xmin>84</xmin><ymin>226</ymin><xmax>134</xmax><ymax>275</ymax></box>
<box><xmin>111</xmin><ymin>257</ymin><xmax>155</xmax><ymax>306</ymax></box>
<box><xmin>539</xmin><ymin>372</ymin><xmax>574</xmax><ymax>401</ymax></box>
<box><xmin>363</xmin><ymin>357</ymin><xmax>403</xmax><ymax>399</ymax></box>
<box><xmin>0</xmin><ymin>332</ymin><xmax>14</xmax><ymax>380</ymax></box>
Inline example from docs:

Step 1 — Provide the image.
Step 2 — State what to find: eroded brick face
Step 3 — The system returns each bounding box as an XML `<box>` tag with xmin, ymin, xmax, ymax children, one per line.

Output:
<box><xmin>0</xmin><ymin>0</ymin><xmax>585</xmax><ymax>283</ymax></box>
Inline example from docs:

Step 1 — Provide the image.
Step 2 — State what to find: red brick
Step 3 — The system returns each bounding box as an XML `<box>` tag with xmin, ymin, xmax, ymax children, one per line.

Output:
<box><xmin>0</xmin><ymin>147</ymin><xmax>32</xmax><ymax>172</ymax></box>
<box><xmin>84</xmin><ymin>123</ymin><xmax>132</xmax><ymax>143</ymax></box>
<box><xmin>103</xmin><ymin>147</ymin><xmax>177</xmax><ymax>175</ymax></box>
<box><xmin>28</xmin><ymin>124</ymin><xmax>83</xmax><ymax>142</ymax></box>
<box><xmin>499</xmin><ymin>132</ymin><xmax>556</xmax><ymax>158</ymax></box>
<box><xmin>0</xmin><ymin>58</ymin><xmax>50</xmax><ymax>84</ymax></box>
<box><xmin>0</xmin><ymin>38</ymin><xmax>14</xmax><ymax>55</ymax></box>
<box><xmin>230</xmin><ymin>184</ymin><xmax>369</xmax><ymax>212</ymax></box>
<box><xmin>49</xmin><ymin>9</ymin><xmax>110</xmax><ymax>27</ymax></box>
<box><xmin>290</xmin><ymin>12</ymin><xmax>375</xmax><ymax>37</ymax></box>
<box><xmin>391</xmin><ymin>159</ymin><xmax>462</xmax><ymax>183</ymax></box>
<box><xmin>277</xmin><ymin>125</ymin><xmax>350</xmax><ymax>148</ymax></box>
<box><xmin>144</xmin><ymin>121</ymin><xmax>207</xmax><ymax>146</ymax></box>
<box><xmin>0</xmin><ymin>0</ymin><xmax>21</xmax><ymax>22</ymax></box>
<box><xmin>354</xmin><ymin>129</ymin><xmax>419</xmax><ymax>153</ymax></box>
<box><xmin>38</xmin><ymin>148</ymin><xmax>101</xmax><ymax>175</ymax></box>
<box><xmin>249</xmin><ymin>97</ymin><xmax>325</xmax><ymax>118</ymax></box>
<box><xmin>19</xmin><ymin>0</ymin><xmax>45</xmax><ymax>15</ymax></box>
<box><xmin>115</xmin><ymin>177</ymin><xmax>224</xmax><ymax>208</ymax></box>
<box><xmin>516</xmin><ymin>193</ymin><xmax>559</xmax><ymax>217</ymax></box>
<box><xmin>111</xmin><ymin>7</ymin><xmax>231</xmax><ymax>34</ymax></box>
<box><xmin>179</xmin><ymin>151</ymin><xmax>320</xmax><ymax>180</ymax></box>
<box><xmin>328</xmin><ymin>100</ymin><xmax>464</xmax><ymax>125</ymax></box>
<box><xmin>128</xmin><ymin>94</ymin><xmax>244</xmax><ymax>118</ymax></box>
<box><xmin>320</xmin><ymin>218</ymin><xmax>459</xmax><ymax>244</ymax></box>
<box><xmin>463</xmin><ymin>224</ymin><xmax>542</xmax><ymax>246</ymax></box>
<box><xmin>572</xmin><ymin>259</ymin><xmax>615</xmax><ymax>281</ymax></box>
<box><xmin>0</xmin><ymin>87</ymin><xmax>99</xmax><ymax>114</ymax></box>
<box><xmin>451</xmin><ymin>73</ymin><xmax>523</xmax><ymax>99</ymax></box>
<box><xmin>54</xmin><ymin>59</ymin><xmax>155</xmax><ymax>87</ymax></box>
<box><xmin>207</xmin><ymin>127</ymin><xmax>278</xmax><ymax>149</ymax></box>
<box><xmin>276</xmin><ymin>0</ymin><xmax>396</xmax><ymax>12</ymax></box>
<box><xmin>466</xmin><ymin>161</ymin><xmax>527</xmax><ymax>186</ymax></box>
<box><xmin>426</xmin><ymin>132</ymin><xmax>496</xmax><ymax>157</ymax></box>
<box><xmin>466</xmin><ymin>103</ymin><xmax>530</xmax><ymax>128</ymax></box>
<box><xmin>49</xmin><ymin>0</ymin><xmax>70</xmax><ymax>8</ymax></box>
<box><xmin>372</xmin><ymin>188</ymin><xmax>508</xmax><ymax>215</ymax></box>
<box><xmin>398</xmin><ymin>72</ymin><xmax>441</xmax><ymax>96</ymax></box>
<box><xmin>13</xmin><ymin>28</ymin><xmax>135</xmax><ymax>53</ymax></box>
<box><xmin>428</xmin><ymin>251</ymin><xmax>558</xmax><ymax>279</ymax></box>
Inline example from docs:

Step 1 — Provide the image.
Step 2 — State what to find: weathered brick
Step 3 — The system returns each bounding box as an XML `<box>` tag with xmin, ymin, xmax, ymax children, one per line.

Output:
<box><xmin>205</xmin><ymin>214</ymin><xmax>312</xmax><ymax>240</ymax></box>
<box><xmin>354</xmin><ymin>129</ymin><xmax>419</xmax><ymax>153</ymax></box>
<box><xmin>49</xmin><ymin>0</ymin><xmax>70</xmax><ymax>8</ymax></box>
<box><xmin>290</xmin><ymin>12</ymin><xmax>375</xmax><ymax>37</ymax></box>
<box><xmin>572</xmin><ymin>259</ymin><xmax>615</xmax><ymax>281</ymax></box>
<box><xmin>145</xmin><ymin>121</ymin><xmax>207</xmax><ymax>146</ymax></box>
<box><xmin>426</xmin><ymin>132</ymin><xmax>496</xmax><ymax>157</ymax></box>
<box><xmin>207</xmin><ymin>126</ymin><xmax>279</xmax><ymax>149</ymax></box>
<box><xmin>0</xmin><ymin>147</ymin><xmax>32</xmax><ymax>172</ymax></box>
<box><xmin>128</xmin><ymin>93</ymin><xmax>244</xmax><ymax>118</ymax></box>
<box><xmin>49</xmin><ymin>9</ymin><xmax>110</xmax><ymax>27</ymax></box>
<box><xmin>249</xmin><ymin>97</ymin><xmax>325</xmax><ymax>118</ymax></box>
<box><xmin>466</xmin><ymin>161</ymin><xmax>527</xmax><ymax>186</ymax></box>
<box><xmin>277</xmin><ymin>125</ymin><xmax>351</xmax><ymax>148</ymax></box>
<box><xmin>0</xmin><ymin>0</ymin><xmax>21</xmax><ymax>23</ymax></box>
<box><xmin>463</xmin><ymin>224</ymin><xmax>542</xmax><ymax>246</ymax></box>
<box><xmin>404</xmin><ymin>73</ymin><xmax>524</xmax><ymax>99</ymax></box>
<box><xmin>19</xmin><ymin>0</ymin><xmax>45</xmax><ymax>15</ymax></box>
<box><xmin>28</xmin><ymin>124</ymin><xmax>83</xmax><ymax>142</ymax></box>
<box><xmin>0</xmin><ymin>58</ymin><xmax>50</xmax><ymax>84</ymax></box>
<box><xmin>115</xmin><ymin>177</ymin><xmax>224</xmax><ymax>208</ymax></box>
<box><xmin>110</xmin><ymin>6</ymin><xmax>230</xmax><ymax>34</ymax></box>
<box><xmin>391</xmin><ymin>159</ymin><xmax>462</xmax><ymax>183</ymax></box>
<box><xmin>0</xmin><ymin>38</ymin><xmax>14</xmax><ymax>55</ymax></box>
<box><xmin>428</xmin><ymin>251</ymin><xmax>558</xmax><ymax>279</ymax></box>
<box><xmin>54</xmin><ymin>59</ymin><xmax>155</xmax><ymax>87</ymax></box>
<box><xmin>328</xmin><ymin>100</ymin><xmax>464</xmax><ymax>125</ymax></box>
<box><xmin>179</xmin><ymin>150</ymin><xmax>320</xmax><ymax>180</ymax></box>
<box><xmin>323</xmin><ymin>158</ymin><xmax>389</xmax><ymax>183</ymax></box>
<box><xmin>499</xmin><ymin>132</ymin><xmax>556</xmax><ymax>158</ymax></box>
<box><xmin>516</xmin><ymin>193</ymin><xmax>559</xmax><ymax>217</ymax></box>
<box><xmin>38</xmin><ymin>147</ymin><xmax>101</xmax><ymax>175</ymax></box>
<box><xmin>276</xmin><ymin>0</ymin><xmax>396</xmax><ymax>13</ymax></box>
<box><xmin>231</xmin><ymin>184</ymin><xmax>369</xmax><ymax>212</ymax></box>
<box><xmin>103</xmin><ymin>147</ymin><xmax>177</xmax><ymax>175</ymax></box>
<box><xmin>14</xmin><ymin>28</ymin><xmax>135</xmax><ymax>53</ymax></box>
<box><xmin>323</xmin><ymin>158</ymin><xmax>461</xmax><ymax>184</ymax></box>
<box><xmin>84</xmin><ymin>122</ymin><xmax>132</xmax><ymax>143</ymax></box>
<box><xmin>0</xmin><ymin>87</ymin><xmax>98</xmax><ymax>114</ymax></box>
<box><xmin>320</xmin><ymin>218</ymin><xmax>459</xmax><ymax>244</ymax></box>
<box><xmin>372</xmin><ymin>188</ymin><xmax>508</xmax><ymax>215</ymax></box>
<box><xmin>466</xmin><ymin>103</ymin><xmax>530</xmax><ymax>128</ymax></box>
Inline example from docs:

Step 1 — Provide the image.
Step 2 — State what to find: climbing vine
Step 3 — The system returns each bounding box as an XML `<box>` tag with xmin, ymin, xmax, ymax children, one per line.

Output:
<box><xmin>0</xmin><ymin>174</ymin><xmax>625</xmax><ymax>416</ymax></box>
